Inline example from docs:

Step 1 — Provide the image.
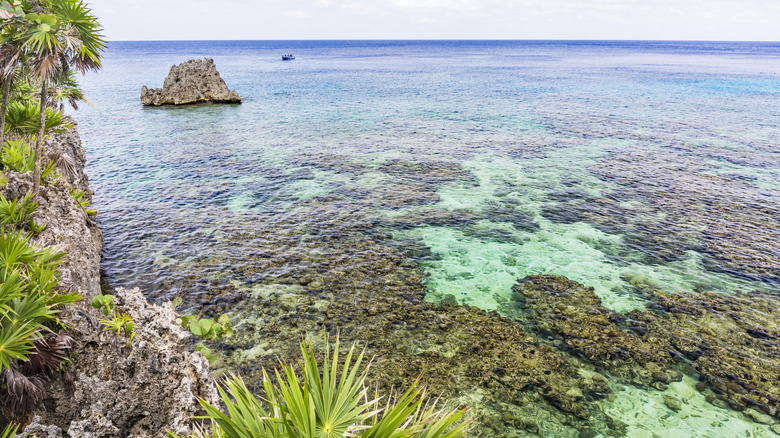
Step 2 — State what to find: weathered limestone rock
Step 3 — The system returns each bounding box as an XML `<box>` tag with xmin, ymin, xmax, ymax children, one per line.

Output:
<box><xmin>141</xmin><ymin>58</ymin><xmax>241</xmax><ymax>106</ymax></box>
<box><xmin>38</xmin><ymin>287</ymin><xmax>219</xmax><ymax>438</ymax></box>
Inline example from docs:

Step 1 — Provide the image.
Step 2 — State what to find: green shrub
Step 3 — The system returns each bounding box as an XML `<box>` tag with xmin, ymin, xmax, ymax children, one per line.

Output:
<box><xmin>0</xmin><ymin>193</ymin><xmax>36</xmax><ymax>229</ymax></box>
<box><xmin>70</xmin><ymin>188</ymin><xmax>96</xmax><ymax>216</ymax></box>
<box><xmin>1</xmin><ymin>139</ymin><xmax>61</xmax><ymax>182</ymax></box>
<box><xmin>1</xmin><ymin>139</ymin><xmax>35</xmax><ymax>173</ymax></box>
<box><xmin>170</xmin><ymin>337</ymin><xmax>470</xmax><ymax>438</ymax></box>
<box><xmin>0</xmin><ymin>192</ymin><xmax>45</xmax><ymax>234</ymax></box>
<box><xmin>0</xmin><ymin>229</ymin><xmax>81</xmax><ymax>372</ymax></box>
<box><xmin>2</xmin><ymin>101</ymin><xmax>71</xmax><ymax>139</ymax></box>
<box><xmin>92</xmin><ymin>294</ymin><xmax>135</xmax><ymax>346</ymax></box>
<box><xmin>169</xmin><ymin>297</ymin><xmax>232</xmax><ymax>363</ymax></box>
<box><xmin>1</xmin><ymin>423</ymin><xmax>19</xmax><ymax>438</ymax></box>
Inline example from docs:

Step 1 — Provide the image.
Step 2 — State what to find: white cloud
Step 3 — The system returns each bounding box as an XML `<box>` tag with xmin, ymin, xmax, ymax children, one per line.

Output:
<box><xmin>388</xmin><ymin>0</ymin><xmax>482</xmax><ymax>11</ymax></box>
<box><xmin>85</xmin><ymin>0</ymin><xmax>780</xmax><ymax>41</ymax></box>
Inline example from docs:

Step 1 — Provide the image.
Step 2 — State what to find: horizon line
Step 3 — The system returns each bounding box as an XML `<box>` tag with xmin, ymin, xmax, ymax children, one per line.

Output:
<box><xmin>105</xmin><ymin>38</ymin><xmax>780</xmax><ymax>43</ymax></box>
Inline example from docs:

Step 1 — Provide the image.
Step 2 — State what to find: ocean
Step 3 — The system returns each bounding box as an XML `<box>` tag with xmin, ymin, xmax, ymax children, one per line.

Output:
<box><xmin>74</xmin><ymin>40</ymin><xmax>780</xmax><ymax>437</ymax></box>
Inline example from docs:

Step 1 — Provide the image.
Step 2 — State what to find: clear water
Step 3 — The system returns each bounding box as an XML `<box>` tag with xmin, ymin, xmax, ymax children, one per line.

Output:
<box><xmin>74</xmin><ymin>40</ymin><xmax>780</xmax><ymax>437</ymax></box>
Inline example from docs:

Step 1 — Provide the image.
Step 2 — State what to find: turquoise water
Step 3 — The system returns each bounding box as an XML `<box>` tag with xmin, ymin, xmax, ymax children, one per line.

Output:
<box><xmin>74</xmin><ymin>40</ymin><xmax>780</xmax><ymax>437</ymax></box>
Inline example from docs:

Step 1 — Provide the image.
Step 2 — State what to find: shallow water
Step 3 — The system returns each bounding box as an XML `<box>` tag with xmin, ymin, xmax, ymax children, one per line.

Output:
<box><xmin>75</xmin><ymin>40</ymin><xmax>780</xmax><ymax>437</ymax></box>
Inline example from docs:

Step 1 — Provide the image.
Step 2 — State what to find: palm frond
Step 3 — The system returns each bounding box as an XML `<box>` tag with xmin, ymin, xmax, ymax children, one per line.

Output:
<box><xmin>1</xmin><ymin>368</ymin><xmax>46</xmax><ymax>421</ymax></box>
<box><xmin>23</xmin><ymin>330</ymin><xmax>73</xmax><ymax>375</ymax></box>
<box><xmin>182</xmin><ymin>336</ymin><xmax>470</xmax><ymax>438</ymax></box>
<box><xmin>1</xmin><ymin>423</ymin><xmax>20</xmax><ymax>438</ymax></box>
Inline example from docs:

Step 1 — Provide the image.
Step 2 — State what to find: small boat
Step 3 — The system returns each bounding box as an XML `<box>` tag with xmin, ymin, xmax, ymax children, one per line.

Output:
<box><xmin>282</xmin><ymin>53</ymin><xmax>295</xmax><ymax>61</ymax></box>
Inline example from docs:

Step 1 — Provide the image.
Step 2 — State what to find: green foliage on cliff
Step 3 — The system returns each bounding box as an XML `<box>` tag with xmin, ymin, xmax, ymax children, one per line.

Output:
<box><xmin>92</xmin><ymin>294</ymin><xmax>135</xmax><ymax>346</ymax></box>
<box><xmin>0</xmin><ymin>0</ymin><xmax>102</xmax><ymax>425</ymax></box>
<box><xmin>0</xmin><ymin>139</ymin><xmax>34</xmax><ymax>172</ymax></box>
<box><xmin>1</xmin><ymin>0</ymin><xmax>105</xmax><ymax>197</ymax></box>
<box><xmin>0</xmin><ymin>193</ymin><xmax>36</xmax><ymax>228</ymax></box>
<box><xmin>1</xmin><ymin>138</ymin><xmax>61</xmax><ymax>184</ymax></box>
<box><xmin>0</xmin><ymin>229</ymin><xmax>81</xmax><ymax>372</ymax></box>
<box><xmin>3</xmin><ymin>100</ymin><xmax>71</xmax><ymax>139</ymax></box>
<box><xmin>70</xmin><ymin>188</ymin><xmax>96</xmax><ymax>216</ymax></box>
<box><xmin>171</xmin><ymin>337</ymin><xmax>470</xmax><ymax>438</ymax></box>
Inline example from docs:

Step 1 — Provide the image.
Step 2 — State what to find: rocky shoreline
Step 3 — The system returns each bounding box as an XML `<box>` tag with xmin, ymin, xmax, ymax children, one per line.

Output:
<box><xmin>1</xmin><ymin>126</ymin><xmax>218</xmax><ymax>437</ymax></box>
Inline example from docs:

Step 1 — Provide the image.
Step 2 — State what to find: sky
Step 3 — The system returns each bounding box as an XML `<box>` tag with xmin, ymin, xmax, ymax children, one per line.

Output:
<box><xmin>87</xmin><ymin>0</ymin><xmax>780</xmax><ymax>41</ymax></box>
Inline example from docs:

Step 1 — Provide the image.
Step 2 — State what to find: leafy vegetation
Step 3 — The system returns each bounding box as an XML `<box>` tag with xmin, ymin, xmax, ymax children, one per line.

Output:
<box><xmin>0</xmin><ymin>229</ymin><xmax>79</xmax><ymax>370</ymax></box>
<box><xmin>70</xmin><ymin>188</ymin><xmax>96</xmax><ymax>216</ymax></box>
<box><xmin>92</xmin><ymin>294</ymin><xmax>135</xmax><ymax>346</ymax></box>
<box><xmin>3</xmin><ymin>100</ymin><xmax>71</xmax><ymax>139</ymax></box>
<box><xmin>1</xmin><ymin>423</ymin><xmax>19</xmax><ymax>438</ymax></box>
<box><xmin>50</xmin><ymin>69</ymin><xmax>90</xmax><ymax>111</ymax></box>
<box><xmin>1</xmin><ymin>138</ymin><xmax>61</xmax><ymax>184</ymax></box>
<box><xmin>0</xmin><ymin>192</ymin><xmax>36</xmax><ymax>228</ymax></box>
<box><xmin>1</xmin><ymin>138</ymin><xmax>34</xmax><ymax>172</ymax></box>
<box><xmin>0</xmin><ymin>192</ymin><xmax>45</xmax><ymax>234</ymax></box>
<box><xmin>0</xmin><ymin>227</ymin><xmax>81</xmax><ymax>420</ymax></box>
<box><xmin>0</xmin><ymin>0</ymin><xmax>103</xmax><ymax>426</ymax></box>
<box><xmin>169</xmin><ymin>297</ymin><xmax>232</xmax><ymax>363</ymax></box>
<box><xmin>178</xmin><ymin>313</ymin><xmax>232</xmax><ymax>341</ymax></box>
<box><xmin>91</xmin><ymin>294</ymin><xmax>233</xmax><ymax>360</ymax></box>
<box><xmin>169</xmin><ymin>337</ymin><xmax>470</xmax><ymax>438</ymax></box>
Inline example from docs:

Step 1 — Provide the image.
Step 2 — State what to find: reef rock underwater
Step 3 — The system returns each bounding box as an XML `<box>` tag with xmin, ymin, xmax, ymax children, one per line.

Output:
<box><xmin>123</xmin><ymin>150</ymin><xmax>778</xmax><ymax>437</ymax></box>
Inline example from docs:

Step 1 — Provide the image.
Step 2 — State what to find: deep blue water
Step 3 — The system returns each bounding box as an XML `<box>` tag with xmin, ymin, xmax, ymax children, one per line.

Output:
<box><xmin>74</xmin><ymin>40</ymin><xmax>780</xmax><ymax>437</ymax></box>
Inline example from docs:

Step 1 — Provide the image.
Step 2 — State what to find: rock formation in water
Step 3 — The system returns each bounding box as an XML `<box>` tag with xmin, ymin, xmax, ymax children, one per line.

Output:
<box><xmin>141</xmin><ymin>58</ymin><xmax>241</xmax><ymax>106</ymax></box>
<box><xmin>515</xmin><ymin>274</ymin><xmax>780</xmax><ymax>422</ymax></box>
<box><xmin>0</xmin><ymin>128</ymin><xmax>219</xmax><ymax>437</ymax></box>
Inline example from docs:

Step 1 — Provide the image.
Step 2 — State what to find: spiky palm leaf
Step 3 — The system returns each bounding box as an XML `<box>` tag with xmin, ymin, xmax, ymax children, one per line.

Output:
<box><xmin>23</xmin><ymin>330</ymin><xmax>72</xmax><ymax>375</ymax></box>
<box><xmin>0</xmin><ymin>228</ymin><xmax>78</xmax><ymax>373</ymax></box>
<box><xmin>0</xmin><ymin>229</ymin><xmax>39</xmax><ymax>273</ymax></box>
<box><xmin>0</xmin><ymin>139</ymin><xmax>34</xmax><ymax>172</ymax></box>
<box><xmin>181</xmin><ymin>337</ymin><xmax>470</xmax><ymax>438</ymax></box>
<box><xmin>48</xmin><ymin>147</ymin><xmax>77</xmax><ymax>179</ymax></box>
<box><xmin>50</xmin><ymin>69</ymin><xmax>87</xmax><ymax>111</ymax></box>
<box><xmin>2</xmin><ymin>100</ymin><xmax>71</xmax><ymax>138</ymax></box>
<box><xmin>1</xmin><ymin>423</ymin><xmax>19</xmax><ymax>438</ymax></box>
<box><xmin>12</xmin><ymin>0</ymin><xmax>105</xmax><ymax>197</ymax></box>
<box><xmin>0</xmin><ymin>193</ymin><xmax>37</xmax><ymax>230</ymax></box>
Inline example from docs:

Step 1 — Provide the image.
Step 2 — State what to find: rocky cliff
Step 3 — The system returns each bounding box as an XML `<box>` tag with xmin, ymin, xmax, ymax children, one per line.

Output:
<box><xmin>141</xmin><ymin>58</ymin><xmax>241</xmax><ymax>106</ymax></box>
<box><xmin>1</xmin><ymin>127</ymin><xmax>219</xmax><ymax>437</ymax></box>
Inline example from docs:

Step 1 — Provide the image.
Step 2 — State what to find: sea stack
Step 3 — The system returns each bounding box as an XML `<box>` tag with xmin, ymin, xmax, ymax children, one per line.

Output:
<box><xmin>141</xmin><ymin>58</ymin><xmax>241</xmax><ymax>106</ymax></box>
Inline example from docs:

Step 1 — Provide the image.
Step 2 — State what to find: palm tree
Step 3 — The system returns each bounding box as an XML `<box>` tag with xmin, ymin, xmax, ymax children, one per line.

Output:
<box><xmin>17</xmin><ymin>0</ymin><xmax>104</xmax><ymax>197</ymax></box>
<box><xmin>0</xmin><ymin>2</ymin><xmax>27</xmax><ymax>148</ymax></box>
<box><xmin>50</xmin><ymin>68</ymin><xmax>88</xmax><ymax>111</ymax></box>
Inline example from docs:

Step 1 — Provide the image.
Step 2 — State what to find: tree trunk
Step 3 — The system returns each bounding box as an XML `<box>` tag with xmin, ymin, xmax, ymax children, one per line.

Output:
<box><xmin>33</xmin><ymin>77</ymin><xmax>48</xmax><ymax>198</ymax></box>
<box><xmin>0</xmin><ymin>74</ymin><xmax>12</xmax><ymax>148</ymax></box>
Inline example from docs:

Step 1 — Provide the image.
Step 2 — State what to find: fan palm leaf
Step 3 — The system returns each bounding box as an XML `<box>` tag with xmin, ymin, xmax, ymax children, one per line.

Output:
<box><xmin>181</xmin><ymin>336</ymin><xmax>470</xmax><ymax>438</ymax></box>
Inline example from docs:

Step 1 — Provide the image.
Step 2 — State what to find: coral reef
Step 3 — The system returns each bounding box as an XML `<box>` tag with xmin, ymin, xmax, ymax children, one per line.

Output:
<box><xmin>514</xmin><ymin>274</ymin><xmax>780</xmax><ymax>420</ymax></box>
<box><xmin>214</xmin><ymin>279</ymin><xmax>624</xmax><ymax>437</ymax></box>
<box><xmin>162</xmin><ymin>199</ymin><xmax>618</xmax><ymax>436</ymax></box>
<box><xmin>141</xmin><ymin>58</ymin><xmax>241</xmax><ymax>106</ymax></box>
<box><xmin>541</xmin><ymin>148</ymin><xmax>780</xmax><ymax>281</ymax></box>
